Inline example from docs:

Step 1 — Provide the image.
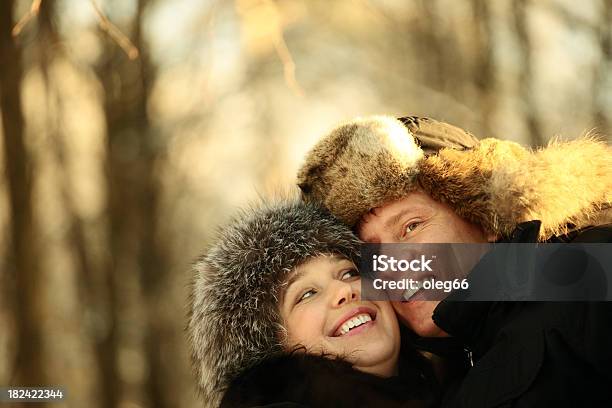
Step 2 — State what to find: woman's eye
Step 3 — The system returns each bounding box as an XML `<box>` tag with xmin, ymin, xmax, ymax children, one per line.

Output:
<box><xmin>341</xmin><ymin>269</ymin><xmax>360</xmax><ymax>280</ymax></box>
<box><xmin>297</xmin><ymin>289</ymin><xmax>316</xmax><ymax>303</ymax></box>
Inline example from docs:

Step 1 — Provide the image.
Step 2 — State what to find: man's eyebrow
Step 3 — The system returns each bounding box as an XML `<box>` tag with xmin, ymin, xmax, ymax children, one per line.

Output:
<box><xmin>384</xmin><ymin>208</ymin><xmax>412</xmax><ymax>230</ymax></box>
<box><xmin>384</xmin><ymin>205</ymin><xmax>430</xmax><ymax>230</ymax></box>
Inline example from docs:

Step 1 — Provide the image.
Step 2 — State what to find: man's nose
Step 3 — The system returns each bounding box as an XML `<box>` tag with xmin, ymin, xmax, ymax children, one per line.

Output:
<box><xmin>332</xmin><ymin>280</ymin><xmax>359</xmax><ymax>307</ymax></box>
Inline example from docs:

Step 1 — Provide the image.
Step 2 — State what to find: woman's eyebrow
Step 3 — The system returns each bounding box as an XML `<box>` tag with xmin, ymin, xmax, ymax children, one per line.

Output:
<box><xmin>281</xmin><ymin>256</ymin><xmax>346</xmax><ymax>298</ymax></box>
<box><xmin>281</xmin><ymin>269</ymin><xmax>306</xmax><ymax>298</ymax></box>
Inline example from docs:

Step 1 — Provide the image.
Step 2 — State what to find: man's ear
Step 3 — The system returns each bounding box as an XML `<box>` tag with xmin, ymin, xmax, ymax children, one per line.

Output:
<box><xmin>487</xmin><ymin>232</ymin><xmax>499</xmax><ymax>242</ymax></box>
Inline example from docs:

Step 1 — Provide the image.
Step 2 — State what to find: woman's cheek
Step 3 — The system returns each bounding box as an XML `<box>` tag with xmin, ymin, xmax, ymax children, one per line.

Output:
<box><xmin>296</xmin><ymin>307</ymin><xmax>326</xmax><ymax>344</ymax></box>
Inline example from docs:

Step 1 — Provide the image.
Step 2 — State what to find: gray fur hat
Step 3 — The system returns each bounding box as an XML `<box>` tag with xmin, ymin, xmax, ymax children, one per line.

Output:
<box><xmin>297</xmin><ymin>115</ymin><xmax>612</xmax><ymax>240</ymax></box>
<box><xmin>187</xmin><ymin>198</ymin><xmax>361</xmax><ymax>407</ymax></box>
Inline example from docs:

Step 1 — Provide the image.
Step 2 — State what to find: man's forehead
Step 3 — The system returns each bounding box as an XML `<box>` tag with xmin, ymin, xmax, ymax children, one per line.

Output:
<box><xmin>362</xmin><ymin>199</ymin><xmax>431</xmax><ymax>224</ymax></box>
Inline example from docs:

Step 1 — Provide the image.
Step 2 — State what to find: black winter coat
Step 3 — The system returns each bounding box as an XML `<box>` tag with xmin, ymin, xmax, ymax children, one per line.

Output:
<box><xmin>221</xmin><ymin>344</ymin><xmax>440</xmax><ymax>408</ymax></box>
<box><xmin>432</xmin><ymin>222</ymin><xmax>612</xmax><ymax>408</ymax></box>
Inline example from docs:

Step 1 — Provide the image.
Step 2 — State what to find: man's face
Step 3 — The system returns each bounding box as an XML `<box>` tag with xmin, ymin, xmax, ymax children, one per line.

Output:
<box><xmin>357</xmin><ymin>190</ymin><xmax>491</xmax><ymax>337</ymax></box>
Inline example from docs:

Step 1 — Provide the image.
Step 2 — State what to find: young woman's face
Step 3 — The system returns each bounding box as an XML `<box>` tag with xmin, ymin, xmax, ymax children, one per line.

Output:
<box><xmin>280</xmin><ymin>255</ymin><xmax>400</xmax><ymax>377</ymax></box>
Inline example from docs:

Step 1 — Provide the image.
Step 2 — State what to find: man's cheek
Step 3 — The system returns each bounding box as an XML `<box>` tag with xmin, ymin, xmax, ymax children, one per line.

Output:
<box><xmin>391</xmin><ymin>302</ymin><xmax>415</xmax><ymax>327</ymax></box>
<box><xmin>391</xmin><ymin>301</ymin><xmax>435</xmax><ymax>331</ymax></box>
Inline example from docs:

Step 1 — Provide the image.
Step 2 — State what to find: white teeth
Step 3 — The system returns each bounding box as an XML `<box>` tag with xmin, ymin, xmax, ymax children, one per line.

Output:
<box><xmin>337</xmin><ymin>314</ymin><xmax>372</xmax><ymax>336</ymax></box>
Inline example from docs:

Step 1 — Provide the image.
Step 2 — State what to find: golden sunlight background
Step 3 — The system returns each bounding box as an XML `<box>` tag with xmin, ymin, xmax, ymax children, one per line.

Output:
<box><xmin>0</xmin><ymin>0</ymin><xmax>610</xmax><ymax>407</ymax></box>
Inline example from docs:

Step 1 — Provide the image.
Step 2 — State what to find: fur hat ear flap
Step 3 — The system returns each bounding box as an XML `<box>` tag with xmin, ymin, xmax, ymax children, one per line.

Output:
<box><xmin>188</xmin><ymin>258</ymin><xmax>285</xmax><ymax>407</ymax></box>
<box><xmin>418</xmin><ymin>138</ymin><xmax>531</xmax><ymax>236</ymax></box>
<box><xmin>418</xmin><ymin>137</ymin><xmax>612</xmax><ymax>239</ymax></box>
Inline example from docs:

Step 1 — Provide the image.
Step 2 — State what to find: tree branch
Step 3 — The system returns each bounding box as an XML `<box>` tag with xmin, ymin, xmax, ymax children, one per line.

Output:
<box><xmin>12</xmin><ymin>0</ymin><xmax>42</xmax><ymax>36</ymax></box>
<box><xmin>91</xmin><ymin>0</ymin><xmax>140</xmax><ymax>60</ymax></box>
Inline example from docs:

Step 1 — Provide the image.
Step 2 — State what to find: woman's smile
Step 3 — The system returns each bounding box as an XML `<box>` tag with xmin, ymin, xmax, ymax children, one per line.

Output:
<box><xmin>330</xmin><ymin>306</ymin><xmax>377</xmax><ymax>337</ymax></box>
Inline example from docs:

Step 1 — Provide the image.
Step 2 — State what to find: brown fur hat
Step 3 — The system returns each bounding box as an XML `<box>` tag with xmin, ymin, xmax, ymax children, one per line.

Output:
<box><xmin>187</xmin><ymin>198</ymin><xmax>360</xmax><ymax>407</ymax></box>
<box><xmin>297</xmin><ymin>115</ymin><xmax>612</xmax><ymax>240</ymax></box>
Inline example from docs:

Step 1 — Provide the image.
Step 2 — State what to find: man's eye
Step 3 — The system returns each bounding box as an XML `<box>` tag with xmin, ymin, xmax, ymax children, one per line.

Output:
<box><xmin>341</xmin><ymin>269</ymin><xmax>360</xmax><ymax>280</ymax></box>
<box><xmin>404</xmin><ymin>221</ymin><xmax>421</xmax><ymax>235</ymax></box>
<box><xmin>297</xmin><ymin>289</ymin><xmax>316</xmax><ymax>303</ymax></box>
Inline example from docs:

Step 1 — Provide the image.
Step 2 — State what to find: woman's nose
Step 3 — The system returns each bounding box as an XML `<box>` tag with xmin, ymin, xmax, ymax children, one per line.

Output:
<box><xmin>332</xmin><ymin>281</ymin><xmax>359</xmax><ymax>307</ymax></box>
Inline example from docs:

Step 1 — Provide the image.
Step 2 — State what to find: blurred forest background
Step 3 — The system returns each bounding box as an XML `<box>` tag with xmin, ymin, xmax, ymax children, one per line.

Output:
<box><xmin>0</xmin><ymin>0</ymin><xmax>610</xmax><ymax>407</ymax></box>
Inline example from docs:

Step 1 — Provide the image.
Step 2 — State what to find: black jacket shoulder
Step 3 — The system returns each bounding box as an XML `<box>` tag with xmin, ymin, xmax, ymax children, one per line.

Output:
<box><xmin>221</xmin><ymin>353</ymin><xmax>437</xmax><ymax>408</ymax></box>
<box><xmin>432</xmin><ymin>222</ymin><xmax>612</xmax><ymax>407</ymax></box>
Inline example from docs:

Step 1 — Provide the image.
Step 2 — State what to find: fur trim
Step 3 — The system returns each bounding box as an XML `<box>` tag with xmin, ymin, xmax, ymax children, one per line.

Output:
<box><xmin>298</xmin><ymin>116</ymin><xmax>612</xmax><ymax>241</ymax></box>
<box><xmin>297</xmin><ymin>116</ymin><xmax>424</xmax><ymax>227</ymax></box>
<box><xmin>187</xmin><ymin>198</ymin><xmax>360</xmax><ymax>407</ymax></box>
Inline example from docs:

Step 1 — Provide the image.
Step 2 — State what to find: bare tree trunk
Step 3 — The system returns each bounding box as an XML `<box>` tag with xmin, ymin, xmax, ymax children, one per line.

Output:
<box><xmin>471</xmin><ymin>0</ymin><xmax>496</xmax><ymax>137</ymax></box>
<box><xmin>95</xmin><ymin>0</ymin><xmax>175</xmax><ymax>406</ymax></box>
<box><xmin>95</xmin><ymin>9</ymin><xmax>147</xmax><ymax>408</ymax></box>
<box><xmin>0</xmin><ymin>0</ymin><xmax>47</xmax><ymax>404</ymax></box>
<box><xmin>513</xmin><ymin>0</ymin><xmax>545</xmax><ymax>147</ymax></box>
<box><xmin>97</xmin><ymin>41</ymin><xmax>139</xmax><ymax>408</ymax></box>
<box><xmin>593</xmin><ymin>0</ymin><xmax>611</xmax><ymax>135</ymax></box>
<box><xmin>36</xmin><ymin>2</ymin><xmax>107</xmax><ymax>407</ymax></box>
<box><xmin>130</xmin><ymin>3</ymin><xmax>176</xmax><ymax>407</ymax></box>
